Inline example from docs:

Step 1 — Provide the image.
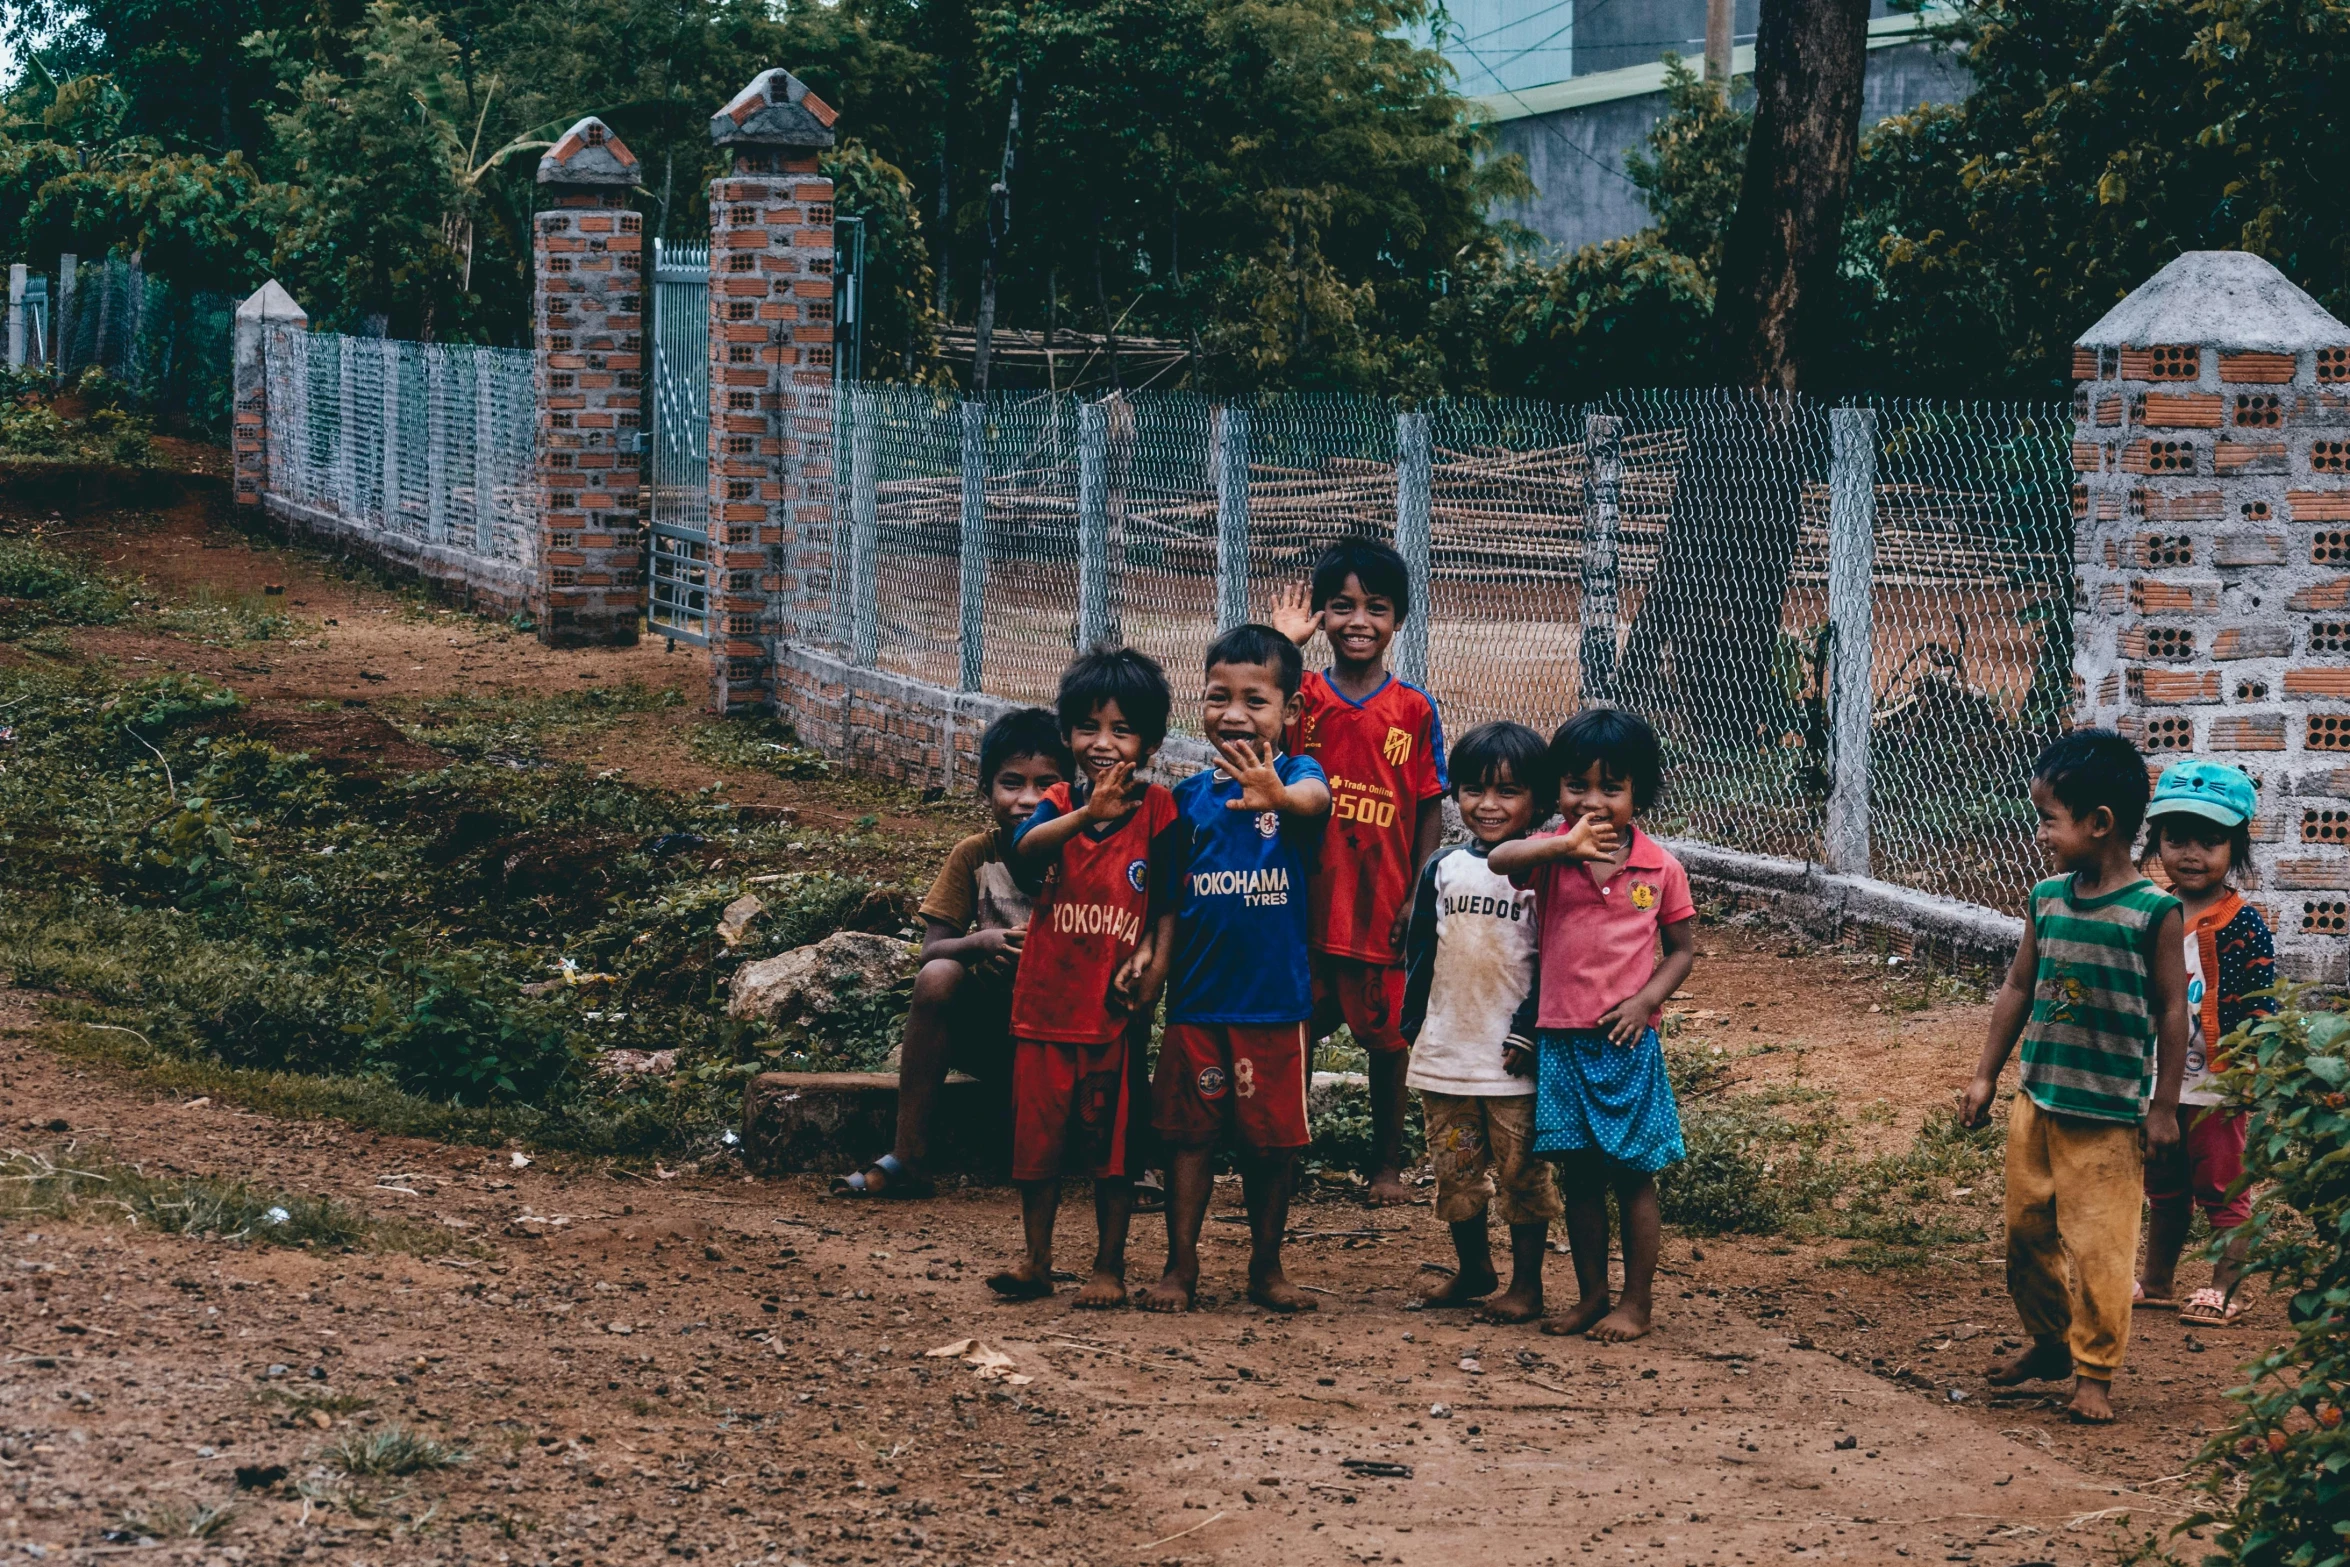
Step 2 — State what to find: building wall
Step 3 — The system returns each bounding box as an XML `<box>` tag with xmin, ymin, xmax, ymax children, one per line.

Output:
<box><xmin>1485</xmin><ymin>39</ymin><xmax>1971</xmax><ymax>256</ymax></box>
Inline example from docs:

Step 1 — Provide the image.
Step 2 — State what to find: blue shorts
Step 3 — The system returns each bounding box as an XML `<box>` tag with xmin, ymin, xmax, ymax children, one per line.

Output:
<box><xmin>1532</xmin><ymin>1028</ymin><xmax>1686</xmax><ymax>1175</ymax></box>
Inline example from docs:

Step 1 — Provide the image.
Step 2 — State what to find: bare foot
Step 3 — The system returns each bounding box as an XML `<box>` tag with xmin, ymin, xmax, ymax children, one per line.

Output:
<box><xmin>1986</xmin><ymin>1338</ymin><xmax>2072</xmax><ymax>1386</ymax></box>
<box><xmin>1478</xmin><ymin>1283</ymin><xmax>1545</xmax><ymax>1325</ymax></box>
<box><xmin>1414</xmin><ymin>1266</ymin><xmax>1497</xmax><ymax>1308</ymax></box>
<box><xmin>2066</xmin><ymin>1376</ymin><xmax>2115</xmax><ymax>1424</ymax></box>
<box><xmin>985</xmin><ymin>1261</ymin><xmax>1054</xmax><ymax>1300</ymax></box>
<box><xmin>1136</xmin><ymin>1271</ymin><xmax>1195</xmax><ymax>1313</ymax></box>
<box><xmin>1540</xmin><ymin>1295</ymin><xmax>1613</xmax><ymax>1337</ymax></box>
<box><xmin>1586</xmin><ymin>1301</ymin><xmax>1652</xmax><ymax>1342</ymax></box>
<box><xmin>2133</xmin><ymin>1278</ymin><xmax>2176</xmax><ymax>1309</ymax></box>
<box><xmin>1071</xmin><ymin>1270</ymin><xmax>1128</xmax><ymax>1310</ymax></box>
<box><xmin>1248</xmin><ymin>1269</ymin><xmax>1320</xmax><ymax>1314</ymax></box>
<box><xmin>1365</xmin><ymin>1169</ymin><xmax>1415</xmax><ymax>1207</ymax></box>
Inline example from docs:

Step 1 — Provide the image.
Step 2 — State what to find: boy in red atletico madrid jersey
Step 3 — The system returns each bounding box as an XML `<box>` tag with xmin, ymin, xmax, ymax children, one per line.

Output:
<box><xmin>1273</xmin><ymin>539</ymin><xmax>1449</xmax><ymax>1206</ymax></box>
<box><xmin>990</xmin><ymin>648</ymin><xmax>1185</xmax><ymax>1308</ymax></box>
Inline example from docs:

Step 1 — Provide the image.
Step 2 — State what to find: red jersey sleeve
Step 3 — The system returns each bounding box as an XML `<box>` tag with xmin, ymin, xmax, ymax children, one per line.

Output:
<box><xmin>1654</xmin><ymin>851</ymin><xmax>1696</xmax><ymax>926</ymax></box>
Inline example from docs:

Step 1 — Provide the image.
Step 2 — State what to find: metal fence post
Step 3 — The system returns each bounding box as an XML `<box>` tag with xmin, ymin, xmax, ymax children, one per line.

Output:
<box><xmin>1214</xmin><ymin>405</ymin><xmax>1251</xmax><ymax>631</ymax></box>
<box><xmin>7</xmin><ymin>264</ymin><xmax>25</xmax><ymax>369</ymax></box>
<box><xmin>380</xmin><ymin>340</ymin><xmax>400</xmax><ymax>529</ymax></box>
<box><xmin>424</xmin><ymin>350</ymin><xmax>447</xmax><ymax>544</ymax></box>
<box><xmin>54</xmin><ymin>255</ymin><xmax>74</xmax><ymax>373</ymax></box>
<box><xmin>473</xmin><ymin>353</ymin><xmax>495</xmax><ymax>553</ymax></box>
<box><xmin>1579</xmin><ymin>412</ymin><xmax>1624</xmax><ymax>704</ymax></box>
<box><xmin>1393</xmin><ymin>411</ymin><xmax>1432</xmax><ymax>687</ymax></box>
<box><xmin>1826</xmin><ymin>405</ymin><xmax>1879</xmax><ymax>878</ymax></box>
<box><xmin>335</xmin><ymin>339</ymin><xmax>357</xmax><ymax>522</ymax></box>
<box><xmin>1077</xmin><ymin>399</ymin><xmax>1116</xmax><ymax>649</ymax></box>
<box><xmin>958</xmin><ymin>400</ymin><xmax>988</xmax><ymax>692</ymax></box>
<box><xmin>847</xmin><ymin>386</ymin><xmax>879</xmax><ymax>667</ymax></box>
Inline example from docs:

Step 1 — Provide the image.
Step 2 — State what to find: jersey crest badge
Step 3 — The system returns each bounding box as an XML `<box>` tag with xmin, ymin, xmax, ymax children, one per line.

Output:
<box><xmin>1629</xmin><ymin>882</ymin><xmax>1657</xmax><ymax>911</ymax></box>
<box><xmin>1126</xmin><ymin>858</ymin><xmax>1149</xmax><ymax>892</ymax></box>
<box><xmin>1196</xmin><ymin>1065</ymin><xmax>1228</xmax><ymax>1098</ymax></box>
<box><xmin>1382</xmin><ymin>726</ymin><xmax>1412</xmax><ymax>766</ymax></box>
<box><xmin>1256</xmin><ymin>810</ymin><xmax>1279</xmax><ymax>838</ymax></box>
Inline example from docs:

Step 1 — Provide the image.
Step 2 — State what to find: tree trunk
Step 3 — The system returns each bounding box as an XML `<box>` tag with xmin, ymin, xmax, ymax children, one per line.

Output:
<box><xmin>972</xmin><ymin>73</ymin><xmax>1021</xmax><ymax>396</ymax></box>
<box><xmin>1711</xmin><ymin>0</ymin><xmax>1871</xmax><ymax>389</ymax></box>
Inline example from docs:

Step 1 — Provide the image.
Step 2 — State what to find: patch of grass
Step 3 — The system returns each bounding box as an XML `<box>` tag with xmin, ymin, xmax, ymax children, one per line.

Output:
<box><xmin>392</xmin><ymin>683</ymin><xmax>684</xmax><ymax>762</ymax></box>
<box><xmin>327</xmin><ymin>1423</ymin><xmax>466</xmax><ymax>1477</ymax></box>
<box><xmin>260</xmin><ymin>1386</ymin><xmax>375</xmax><ymax>1416</ymax></box>
<box><xmin>149</xmin><ymin>584</ymin><xmax>304</xmax><ymax>645</ymax></box>
<box><xmin>116</xmin><ymin>1501</ymin><xmax>237</xmax><ymax>1541</ymax></box>
<box><xmin>686</xmin><ymin>711</ymin><xmax>832</xmax><ymax>779</ymax></box>
<box><xmin>0</xmin><ymin>1142</ymin><xmax>449</xmax><ymax>1254</ymax></box>
<box><xmin>0</xmin><ymin>530</ymin><xmax>130</xmax><ymax>636</ymax></box>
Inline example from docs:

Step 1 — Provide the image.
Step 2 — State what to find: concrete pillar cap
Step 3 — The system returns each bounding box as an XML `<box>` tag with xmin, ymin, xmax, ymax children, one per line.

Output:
<box><xmin>538</xmin><ymin>117</ymin><xmax>642</xmax><ymax>186</ymax></box>
<box><xmin>2077</xmin><ymin>250</ymin><xmax>2350</xmax><ymax>354</ymax></box>
<box><xmin>235</xmin><ymin>279</ymin><xmax>308</xmax><ymax>324</ymax></box>
<box><xmin>711</xmin><ymin>69</ymin><xmax>837</xmax><ymax>148</ymax></box>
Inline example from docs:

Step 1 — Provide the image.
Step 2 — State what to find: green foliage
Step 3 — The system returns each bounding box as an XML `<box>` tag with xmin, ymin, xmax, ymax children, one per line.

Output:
<box><xmin>0</xmin><ymin>1142</ymin><xmax>400</xmax><ymax>1252</ymax></box>
<box><xmin>0</xmin><ymin>528</ymin><xmax>129</xmax><ymax>634</ymax></box>
<box><xmin>2187</xmin><ymin>989</ymin><xmax>2350</xmax><ymax>1567</ymax></box>
<box><xmin>327</xmin><ymin>1423</ymin><xmax>467</xmax><ymax>1477</ymax></box>
<box><xmin>685</xmin><ymin>711</ymin><xmax>832</xmax><ymax>778</ymax></box>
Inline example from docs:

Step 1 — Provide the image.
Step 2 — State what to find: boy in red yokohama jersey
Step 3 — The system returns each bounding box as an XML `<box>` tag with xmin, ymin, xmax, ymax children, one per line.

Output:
<box><xmin>1273</xmin><ymin>539</ymin><xmax>1448</xmax><ymax>1207</ymax></box>
<box><xmin>988</xmin><ymin>649</ymin><xmax>1185</xmax><ymax>1309</ymax></box>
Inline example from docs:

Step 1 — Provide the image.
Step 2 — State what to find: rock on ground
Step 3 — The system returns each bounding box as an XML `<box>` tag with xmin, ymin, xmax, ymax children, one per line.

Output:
<box><xmin>726</xmin><ymin>928</ymin><xmax>918</xmax><ymax>1025</ymax></box>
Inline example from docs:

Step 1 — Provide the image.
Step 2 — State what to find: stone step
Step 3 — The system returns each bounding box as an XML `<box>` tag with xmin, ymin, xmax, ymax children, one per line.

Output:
<box><xmin>740</xmin><ymin>1070</ymin><xmax>1009</xmax><ymax>1179</ymax></box>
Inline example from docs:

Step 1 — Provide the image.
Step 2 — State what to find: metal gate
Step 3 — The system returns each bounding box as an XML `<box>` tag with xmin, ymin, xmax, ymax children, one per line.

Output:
<box><xmin>647</xmin><ymin>239</ymin><xmax>711</xmax><ymax>643</ymax></box>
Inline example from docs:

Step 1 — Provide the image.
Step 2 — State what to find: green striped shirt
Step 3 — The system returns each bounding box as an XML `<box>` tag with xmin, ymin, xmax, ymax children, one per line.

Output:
<box><xmin>2018</xmin><ymin>874</ymin><xmax>2179</xmax><ymax>1124</ymax></box>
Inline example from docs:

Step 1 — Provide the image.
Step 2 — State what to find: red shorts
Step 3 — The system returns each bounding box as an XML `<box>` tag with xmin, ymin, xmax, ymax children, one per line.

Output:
<box><xmin>2144</xmin><ymin>1105</ymin><xmax>2251</xmax><ymax>1230</ymax></box>
<box><xmin>1010</xmin><ymin>1034</ymin><xmax>1134</xmax><ymax>1183</ymax></box>
<box><xmin>1153</xmin><ymin>1022</ymin><xmax>1311</xmax><ymax>1151</ymax></box>
<box><xmin>1312</xmin><ymin>955</ymin><xmax>1408</xmax><ymax>1054</ymax></box>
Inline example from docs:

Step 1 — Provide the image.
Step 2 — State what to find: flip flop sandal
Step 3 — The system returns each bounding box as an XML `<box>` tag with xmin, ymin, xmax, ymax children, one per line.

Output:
<box><xmin>830</xmin><ymin>1153</ymin><xmax>932</xmax><ymax>1199</ymax></box>
<box><xmin>2132</xmin><ymin>1280</ymin><xmax>2177</xmax><ymax>1310</ymax></box>
<box><xmin>1133</xmin><ymin>1171</ymin><xmax>1168</xmax><ymax>1213</ymax></box>
<box><xmin>2178</xmin><ymin>1287</ymin><xmax>2244</xmax><ymax>1327</ymax></box>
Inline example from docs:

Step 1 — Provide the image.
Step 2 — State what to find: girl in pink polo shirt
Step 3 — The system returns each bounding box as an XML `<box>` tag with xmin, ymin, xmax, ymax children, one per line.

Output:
<box><xmin>1489</xmin><ymin>709</ymin><xmax>1695</xmax><ymax>1343</ymax></box>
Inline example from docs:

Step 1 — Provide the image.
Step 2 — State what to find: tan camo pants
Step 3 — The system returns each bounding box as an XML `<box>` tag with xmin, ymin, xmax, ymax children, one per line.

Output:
<box><xmin>2004</xmin><ymin>1091</ymin><xmax>2144</xmax><ymax>1380</ymax></box>
<box><xmin>1422</xmin><ymin>1091</ymin><xmax>1563</xmax><ymax>1226</ymax></box>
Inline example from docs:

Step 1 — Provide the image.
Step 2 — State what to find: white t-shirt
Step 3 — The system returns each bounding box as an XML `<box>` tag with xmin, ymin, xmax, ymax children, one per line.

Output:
<box><xmin>1400</xmin><ymin>842</ymin><xmax>1539</xmax><ymax>1096</ymax></box>
<box><xmin>2180</xmin><ymin>930</ymin><xmax>2223</xmax><ymax>1106</ymax></box>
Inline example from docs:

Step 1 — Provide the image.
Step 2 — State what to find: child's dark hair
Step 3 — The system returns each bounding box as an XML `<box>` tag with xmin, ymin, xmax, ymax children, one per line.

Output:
<box><xmin>1310</xmin><ymin>537</ymin><xmax>1412</xmax><ymax>622</ymax></box>
<box><xmin>1549</xmin><ymin>707</ymin><xmax>1662</xmax><ymax>811</ymax></box>
<box><xmin>1450</xmin><ymin>721</ymin><xmax>1552</xmax><ymax>805</ymax></box>
<box><xmin>2032</xmin><ymin>728</ymin><xmax>2150</xmax><ymax>840</ymax></box>
<box><xmin>1056</xmin><ymin>646</ymin><xmax>1171</xmax><ymax>749</ymax></box>
<box><xmin>2147</xmin><ymin>811</ymin><xmax>2252</xmax><ymax>876</ymax></box>
<box><xmin>1204</xmin><ymin>623</ymin><xmax>1304</xmax><ymax>697</ymax></box>
<box><xmin>975</xmin><ymin>707</ymin><xmax>1071</xmax><ymax>794</ymax></box>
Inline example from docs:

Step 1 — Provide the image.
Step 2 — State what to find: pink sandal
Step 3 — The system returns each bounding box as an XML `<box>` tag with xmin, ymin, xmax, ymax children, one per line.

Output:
<box><xmin>2177</xmin><ymin>1287</ymin><xmax>2244</xmax><ymax>1327</ymax></box>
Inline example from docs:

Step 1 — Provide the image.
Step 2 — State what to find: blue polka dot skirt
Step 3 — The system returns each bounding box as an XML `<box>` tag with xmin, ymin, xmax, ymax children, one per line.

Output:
<box><xmin>1532</xmin><ymin>1028</ymin><xmax>1686</xmax><ymax>1174</ymax></box>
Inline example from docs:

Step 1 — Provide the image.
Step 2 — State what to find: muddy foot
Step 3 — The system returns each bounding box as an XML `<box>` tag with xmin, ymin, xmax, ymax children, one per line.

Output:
<box><xmin>1986</xmin><ymin>1338</ymin><xmax>2072</xmax><ymax>1387</ymax></box>
<box><xmin>2067</xmin><ymin>1376</ymin><xmax>2115</xmax><ymax>1424</ymax></box>
<box><xmin>1414</xmin><ymin>1267</ymin><xmax>1498</xmax><ymax>1308</ymax></box>
<box><xmin>1586</xmin><ymin>1302</ymin><xmax>1652</xmax><ymax>1342</ymax></box>
<box><xmin>1540</xmin><ymin>1295</ymin><xmax>1613</xmax><ymax>1337</ymax></box>
<box><xmin>1071</xmin><ymin>1270</ymin><xmax>1128</xmax><ymax>1310</ymax></box>
<box><xmin>1478</xmin><ymin>1284</ymin><xmax>1545</xmax><ymax>1324</ymax></box>
<box><xmin>985</xmin><ymin>1262</ymin><xmax>1055</xmax><ymax>1300</ymax></box>
<box><xmin>1136</xmin><ymin>1271</ymin><xmax>1196</xmax><ymax>1313</ymax></box>
<box><xmin>1248</xmin><ymin>1271</ymin><xmax>1320</xmax><ymax>1314</ymax></box>
<box><xmin>1365</xmin><ymin>1169</ymin><xmax>1415</xmax><ymax>1207</ymax></box>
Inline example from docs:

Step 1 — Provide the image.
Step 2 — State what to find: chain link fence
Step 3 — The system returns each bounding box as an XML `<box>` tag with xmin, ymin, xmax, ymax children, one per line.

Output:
<box><xmin>826</xmin><ymin>386</ymin><xmax>2073</xmax><ymax>913</ymax></box>
<box><xmin>261</xmin><ymin>330</ymin><xmax>540</xmax><ymax>570</ymax></box>
<box><xmin>48</xmin><ymin>256</ymin><xmax>235</xmax><ymax>434</ymax></box>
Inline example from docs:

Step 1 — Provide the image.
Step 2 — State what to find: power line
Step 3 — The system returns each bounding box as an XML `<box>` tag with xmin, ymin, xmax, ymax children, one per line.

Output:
<box><xmin>1448</xmin><ymin>34</ymin><xmax>1647</xmax><ymax>199</ymax></box>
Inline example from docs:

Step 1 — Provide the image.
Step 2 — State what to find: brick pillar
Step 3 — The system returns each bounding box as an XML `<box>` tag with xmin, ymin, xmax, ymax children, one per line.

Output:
<box><xmin>534</xmin><ymin>116</ymin><xmax>647</xmax><ymax>646</ymax></box>
<box><xmin>2073</xmin><ymin>249</ymin><xmax>2350</xmax><ymax>981</ymax></box>
<box><xmin>231</xmin><ymin>281</ymin><xmax>307</xmax><ymax>507</ymax></box>
<box><xmin>706</xmin><ymin>68</ymin><xmax>838</xmax><ymax>712</ymax></box>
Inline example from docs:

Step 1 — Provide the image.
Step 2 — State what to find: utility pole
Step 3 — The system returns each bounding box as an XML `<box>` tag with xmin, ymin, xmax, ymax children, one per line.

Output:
<box><xmin>972</xmin><ymin>70</ymin><xmax>1021</xmax><ymax>397</ymax></box>
<box><xmin>1705</xmin><ymin>0</ymin><xmax>1734</xmax><ymax>91</ymax></box>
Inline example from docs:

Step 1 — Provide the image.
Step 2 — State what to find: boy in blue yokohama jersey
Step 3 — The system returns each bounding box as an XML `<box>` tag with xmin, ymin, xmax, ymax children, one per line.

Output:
<box><xmin>1139</xmin><ymin>625</ymin><xmax>1332</xmax><ymax>1314</ymax></box>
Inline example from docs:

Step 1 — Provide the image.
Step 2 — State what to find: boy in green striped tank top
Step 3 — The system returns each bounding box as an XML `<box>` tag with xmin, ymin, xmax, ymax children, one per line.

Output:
<box><xmin>1961</xmin><ymin>730</ymin><xmax>2188</xmax><ymax>1425</ymax></box>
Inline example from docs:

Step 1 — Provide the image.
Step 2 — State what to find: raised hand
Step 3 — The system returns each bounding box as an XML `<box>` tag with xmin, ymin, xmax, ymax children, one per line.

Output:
<box><xmin>1269</xmin><ymin>581</ymin><xmax>1320</xmax><ymax>646</ymax></box>
<box><xmin>1080</xmin><ymin>760</ymin><xmax>1137</xmax><ymax>822</ymax></box>
<box><xmin>1213</xmin><ymin>734</ymin><xmax>1291</xmax><ymax>812</ymax></box>
<box><xmin>1560</xmin><ymin>809</ymin><xmax>1622</xmax><ymax>862</ymax></box>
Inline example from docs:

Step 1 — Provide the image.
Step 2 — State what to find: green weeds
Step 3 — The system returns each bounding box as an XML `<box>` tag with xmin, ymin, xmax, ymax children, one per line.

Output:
<box><xmin>115</xmin><ymin>1501</ymin><xmax>237</xmax><ymax>1542</ymax></box>
<box><xmin>686</xmin><ymin>711</ymin><xmax>832</xmax><ymax>778</ymax></box>
<box><xmin>149</xmin><ymin>584</ymin><xmax>303</xmax><ymax>644</ymax></box>
<box><xmin>0</xmin><ymin>1143</ymin><xmax>447</xmax><ymax>1254</ymax></box>
<box><xmin>327</xmin><ymin>1423</ymin><xmax>467</xmax><ymax>1478</ymax></box>
<box><xmin>0</xmin><ymin>530</ymin><xmax>129</xmax><ymax>635</ymax></box>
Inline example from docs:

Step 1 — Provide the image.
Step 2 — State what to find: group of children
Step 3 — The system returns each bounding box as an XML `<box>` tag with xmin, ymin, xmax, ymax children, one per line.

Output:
<box><xmin>837</xmin><ymin>539</ymin><xmax>1695</xmax><ymax>1337</ymax></box>
<box><xmin>830</xmin><ymin>539</ymin><xmax>2272</xmax><ymax>1400</ymax></box>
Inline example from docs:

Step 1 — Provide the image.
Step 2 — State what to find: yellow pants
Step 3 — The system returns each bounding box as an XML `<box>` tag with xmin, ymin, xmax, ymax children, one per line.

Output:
<box><xmin>2003</xmin><ymin>1091</ymin><xmax>2144</xmax><ymax>1380</ymax></box>
<box><xmin>1422</xmin><ymin>1092</ymin><xmax>1563</xmax><ymax>1226</ymax></box>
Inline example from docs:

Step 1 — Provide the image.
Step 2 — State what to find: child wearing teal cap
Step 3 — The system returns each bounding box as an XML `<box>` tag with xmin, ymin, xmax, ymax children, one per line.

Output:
<box><xmin>2134</xmin><ymin>758</ymin><xmax>2273</xmax><ymax>1328</ymax></box>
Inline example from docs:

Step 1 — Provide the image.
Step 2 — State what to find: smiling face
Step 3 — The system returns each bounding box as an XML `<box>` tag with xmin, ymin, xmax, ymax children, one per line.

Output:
<box><xmin>1457</xmin><ymin>761</ymin><xmax>1538</xmax><ymax>846</ymax></box>
<box><xmin>1318</xmin><ymin>573</ymin><xmax>1399</xmax><ymax>672</ymax></box>
<box><xmin>2154</xmin><ymin>814</ymin><xmax>2235</xmax><ymax>898</ymax></box>
<box><xmin>1559</xmin><ymin>758</ymin><xmax>1638</xmax><ymax>834</ymax></box>
<box><xmin>1067</xmin><ymin>698</ymin><xmax>1149</xmax><ymax>783</ymax></box>
<box><xmin>985</xmin><ymin>751</ymin><xmax>1066</xmax><ymax>832</ymax></box>
<box><xmin>1202</xmin><ymin>659</ymin><xmax>1296</xmax><ymax>754</ymax></box>
<box><xmin>2031</xmin><ymin>777</ymin><xmax>2111</xmax><ymax>872</ymax></box>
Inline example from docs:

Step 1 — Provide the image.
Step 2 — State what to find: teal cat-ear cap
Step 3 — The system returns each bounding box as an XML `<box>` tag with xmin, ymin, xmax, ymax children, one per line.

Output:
<box><xmin>2147</xmin><ymin>758</ymin><xmax>2258</xmax><ymax>828</ymax></box>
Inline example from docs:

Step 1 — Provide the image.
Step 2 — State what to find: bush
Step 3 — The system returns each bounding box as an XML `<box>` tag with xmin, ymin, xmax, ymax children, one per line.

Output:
<box><xmin>0</xmin><ymin>532</ymin><xmax>129</xmax><ymax>633</ymax></box>
<box><xmin>2189</xmin><ymin>988</ymin><xmax>2350</xmax><ymax>1566</ymax></box>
